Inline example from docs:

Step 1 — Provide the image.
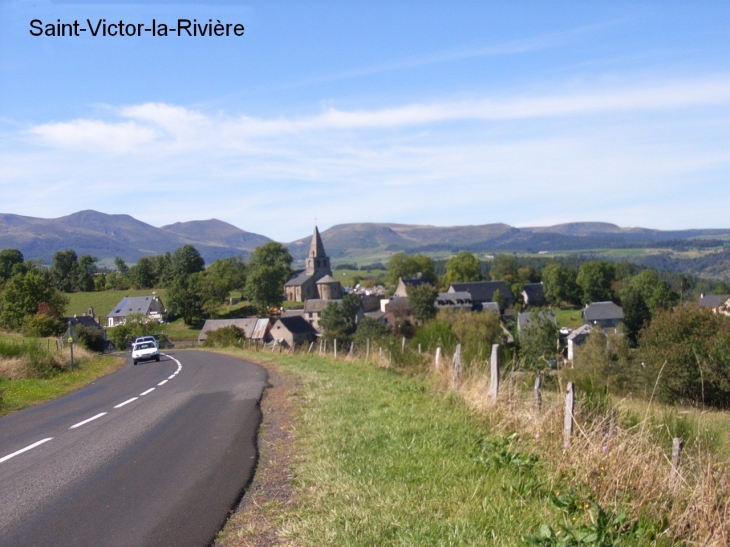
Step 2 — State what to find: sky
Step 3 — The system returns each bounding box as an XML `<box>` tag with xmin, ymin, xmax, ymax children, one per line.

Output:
<box><xmin>1</xmin><ymin>0</ymin><xmax>730</xmax><ymax>242</ymax></box>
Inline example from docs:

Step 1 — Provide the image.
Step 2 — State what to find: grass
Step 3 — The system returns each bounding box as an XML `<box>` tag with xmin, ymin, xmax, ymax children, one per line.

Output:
<box><xmin>215</xmin><ymin>348</ymin><xmax>664</xmax><ymax>546</ymax></box>
<box><xmin>554</xmin><ymin>308</ymin><xmax>583</xmax><ymax>329</ymax></box>
<box><xmin>66</xmin><ymin>289</ymin><xmax>167</xmax><ymax>318</ymax></box>
<box><xmin>0</xmin><ymin>342</ymin><xmax>124</xmax><ymax>416</ymax></box>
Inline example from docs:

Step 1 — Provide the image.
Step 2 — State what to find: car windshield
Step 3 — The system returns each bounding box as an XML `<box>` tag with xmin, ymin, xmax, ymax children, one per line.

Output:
<box><xmin>137</xmin><ymin>342</ymin><xmax>155</xmax><ymax>349</ymax></box>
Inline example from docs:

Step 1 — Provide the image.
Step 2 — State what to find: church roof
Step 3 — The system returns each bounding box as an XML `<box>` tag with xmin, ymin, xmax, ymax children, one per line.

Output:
<box><xmin>316</xmin><ymin>275</ymin><xmax>338</xmax><ymax>284</ymax></box>
<box><xmin>309</xmin><ymin>226</ymin><xmax>327</xmax><ymax>258</ymax></box>
<box><xmin>284</xmin><ymin>271</ymin><xmax>313</xmax><ymax>287</ymax></box>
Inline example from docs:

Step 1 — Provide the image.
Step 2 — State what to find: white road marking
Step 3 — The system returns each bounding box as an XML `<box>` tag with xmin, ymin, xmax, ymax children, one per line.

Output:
<box><xmin>114</xmin><ymin>397</ymin><xmax>139</xmax><ymax>409</ymax></box>
<box><xmin>140</xmin><ymin>388</ymin><xmax>155</xmax><ymax>396</ymax></box>
<box><xmin>168</xmin><ymin>375</ymin><xmax>175</xmax><ymax>380</ymax></box>
<box><xmin>0</xmin><ymin>438</ymin><xmax>54</xmax><ymax>463</ymax></box>
<box><xmin>158</xmin><ymin>380</ymin><xmax>168</xmax><ymax>386</ymax></box>
<box><xmin>69</xmin><ymin>413</ymin><xmax>107</xmax><ymax>429</ymax></box>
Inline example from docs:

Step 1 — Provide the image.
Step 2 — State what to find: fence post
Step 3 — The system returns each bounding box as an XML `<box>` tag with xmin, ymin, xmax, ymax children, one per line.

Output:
<box><xmin>434</xmin><ymin>347</ymin><xmax>441</xmax><ymax>370</ymax></box>
<box><xmin>563</xmin><ymin>382</ymin><xmax>575</xmax><ymax>448</ymax></box>
<box><xmin>453</xmin><ymin>343</ymin><xmax>462</xmax><ymax>391</ymax></box>
<box><xmin>671</xmin><ymin>437</ymin><xmax>684</xmax><ymax>488</ymax></box>
<box><xmin>366</xmin><ymin>338</ymin><xmax>370</xmax><ymax>358</ymax></box>
<box><xmin>488</xmin><ymin>344</ymin><xmax>500</xmax><ymax>402</ymax></box>
<box><xmin>534</xmin><ymin>375</ymin><xmax>542</xmax><ymax>412</ymax></box>
<box><xmin>401</xmin><ymin>336</ymin><xmax>406</xmax><ymax>353</ymax></box>
<box><xmin>334</xmin><ymin>339</ymin><xmax>337</xmax><ymax>359</ymax></box>
<box><xmin>323</xmin><ymin>339</ymin><xmax>327</xmax><ymax>355</ymax></box>
<box><xmin>348</xmin><ymin>342</ymin><xmax>354</xmax><ymax>358</ymax></box>
<box><xmin>308</xmin><ymin>341</ymin><xmax>314</xmax><ymax>354</ymax></box>
<box><xmin>379</xmin><ymin>347</ymin><xmax>382</xmax><ymax>359</ymax></box>
<box><xmin>418</xmin><ymin>343</ymin><xmax>422</xmax><ymax>354</ymax></box>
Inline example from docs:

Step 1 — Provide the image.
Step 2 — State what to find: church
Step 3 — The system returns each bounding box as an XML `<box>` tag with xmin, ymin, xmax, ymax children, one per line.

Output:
<box><xmin>284</xmin><ymin>227</ymin><xmax>343</xmax><ymax>302</ymax></box>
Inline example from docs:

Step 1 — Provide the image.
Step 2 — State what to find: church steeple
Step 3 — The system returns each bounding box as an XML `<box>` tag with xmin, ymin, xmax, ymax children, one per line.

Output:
<box><xmin>305</xmin><ymin>226</ymin><xmax>331</xmax><ymax>277</ymax></box>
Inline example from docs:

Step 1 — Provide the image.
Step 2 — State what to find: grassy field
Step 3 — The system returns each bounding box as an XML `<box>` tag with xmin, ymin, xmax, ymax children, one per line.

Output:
<box><xmin>554</xmin><ymin>308</ymin><xmax>583</xmax><ymax>329</ymax></box>
<box><xmin>215</xmin><ymin>349</ymin><xmax>667</xmax><ymax>546</ymax></box>
<box><xmin>0</xmin><ymin>348</ymin><xmax>124</xmax><ymax>417</ymax></box>
<box><xmin>66</xmin><ymin>289</ymin><xmax>167</xmax><ymax>318</ymax></box>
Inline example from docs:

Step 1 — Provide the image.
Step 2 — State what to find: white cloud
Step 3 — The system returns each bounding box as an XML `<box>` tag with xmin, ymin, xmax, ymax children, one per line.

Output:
<box><xmin>4</xmin><ymin>76</ymin><xmax>730</xmax><ymax>240</ymax></box>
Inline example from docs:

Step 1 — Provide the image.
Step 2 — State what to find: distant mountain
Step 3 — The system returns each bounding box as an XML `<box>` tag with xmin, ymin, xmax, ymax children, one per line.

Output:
<box><xmin>0</xmin><ymin>210</ymin><xmax>271</xmax><ymax>264</ymax></box>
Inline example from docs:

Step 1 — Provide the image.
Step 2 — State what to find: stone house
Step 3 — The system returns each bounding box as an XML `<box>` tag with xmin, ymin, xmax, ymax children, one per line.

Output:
<box><xmin>270</xmin><ymin>316</ymin><xmax>317</xmax><ymax>348</ymax></box>
<box><xmin>583</xmin><ymin>301</ymin><xmax>624</xmax><ymax>329</ymax></box>
<box><xmin>107</xmin><ymin>295</ymin><xmax>166</xmax><ymax>327</ymax></box>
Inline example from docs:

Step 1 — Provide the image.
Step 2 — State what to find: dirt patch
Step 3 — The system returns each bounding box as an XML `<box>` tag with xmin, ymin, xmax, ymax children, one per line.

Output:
<box><xmin>214</xmin><ymin>361</ymin><xmax>297</xmax><ymax>547</ymax></box>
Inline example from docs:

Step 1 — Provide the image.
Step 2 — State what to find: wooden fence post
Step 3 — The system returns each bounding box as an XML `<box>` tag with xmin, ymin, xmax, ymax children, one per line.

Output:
<box><xmin>671</xmin><ymin>437</ymin><xmax>684</xmax><ymax>488</ymax></box>
<box><xmin>334</xmin><ymin>339</ymin><xmax>338</xmax><ymax>359</ymax></box>
<box><xmin>534</xmin><ymin>375</ymin><xmax>542</xmax><ymax>412</ymax></box>
<box><xmin>418</xmin><ymin>343</ymin><xmax>422</xmax><ymax>354</ymax></box>
<box><xmin>564</xmin><ymin>382</ymin><xmax>575</xmax><ymax>448</ymax></box>
<box><xmin>453</xmin><ymin>344</ymin><xmax>462</xmax><ymax>391</ymax></box>
<box><xmin>348</xmin><ymin>342</ymin><xmax>354</xmax><ymax>358</ymax></box>
<box><xmin>366</xmin><ymin>338</ymin><xmax>370</xmax><ymax>358</ymax></box>
<box><xmin>488</xmin><ymin>344</ymin><xmax>500</xmax><ymax>401</ymax></box>
<box><xmin>401</xmin><ymin>336</ymin><xmax>406</xmax><ymax>353</ymax></box>
<box><xmin>434</xmin><ymin>347</ymin><xmax>441</xmax><ymax>370</ymax></box>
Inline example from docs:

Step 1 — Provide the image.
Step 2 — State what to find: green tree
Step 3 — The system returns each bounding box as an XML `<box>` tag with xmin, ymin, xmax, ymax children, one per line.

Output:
<box><xmin>245</xmin><ymin>242</ymin><xmax>293</xmax><ymax>313</ymax></box>
<box><xmin>51</xmin><ymin>249</ymin><xmax>80</xmax><ymax>292</ymax></box>
<box><xmin>0</xmin><ymin>249</ymin><xmax>24</xmax><ymax>281</ymax></box>
<box><xmin>354</xmin><ymin>317</ymin><xmax>392</xmax><ymax>346</ymax></box>
<box><xmin>114</xmin><ymin>257</ymin><xmax>129</xmax><ymax>275</ymax></box>
<box><xmin>387</xmin><ymin>253</ymin><xmax>437</xmax><ymax>286</ymax></box>
<box><xmin>106</xmin><ymin>313</ymin><xmax>166</xmax><ymax>351</ymax></box>
<box><xmin>489</xmin><ymin>255</ymin><xmax>519</xmax><ymax>283</ymax></box>
<box><xmin>626</xmin><ymin>269</ymin><xmax>678</xmax><ymax>315</ymax></box>
<box><xmin>408</xmin><ymin>283</ymin><xmax>438</xmax><ymax>323</ymax></box>
<box><xmin>319</xmin><ymin>294</ymin><xmax>361</xmax><ymax>340</ymax></box>
<box><xmin>76</xmin><ymin>255</ymin><xmax>98</xmax><ymax>292</ymax></box>
<box><xmin>492</xmin><ymin>289</ymin><xmax>506</xmax><ymax>312</ymax></box>
<box><xmin>171</xmin><ymin>245</ymin><xmax>205</xmax><ymax>277</ymax></box>
<box><xmin>639</xmin><ymin>304</ymin><xmax>730</xmax><ymax>408</ymax></box>
<box><xmin>444</xmin><ymin>252</ymin><xmax>482</xmax><ymax>285</ymax></box>
<box><xmin>166</xmin><ymin>273</ymin><xmax>204</xmax><ymax>325</ymax></box>
<box><xmin>620</xmin><ymin>285</ymin><xmax>651</xmax><ymax>346</ymax></box>
<box><xmin>0</xmin><ymin>271</ymin><xmax>68</xmax><ymax>331</ymax></box>
<box><xmin>576</xmin><ymin>261</ymin><xmax>615</xmax><ymax>304</ymax></box>
<box><xmin>129</xmin><ymin>257</ymin><xmax>156</xmax><ymax>289</ymax></box>
<box><xmin>206</xmin><ymin>256</ymin><xmax>247</xmax><ymax>295</ymax></box>
<box><xmin>518</xmin><ymin>311</ymin><xmax>559</xmax><ymax>370</ymax></box>
<box><xmin>541</xmin><ymin>264</ymin><xmax>580</xmax><ymax>305</ymax></box>
<box><xmin>152</xmin><ymin>252</ymin><xmax>174</xmax><ymax>287</ymax></box>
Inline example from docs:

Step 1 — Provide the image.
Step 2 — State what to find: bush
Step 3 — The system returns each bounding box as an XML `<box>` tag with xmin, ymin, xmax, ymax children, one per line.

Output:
<box><xmin>202</xmin><ymin>326</ymin><xmax>245</xmax><ymax>348</ymax></box>
<box><xmin>22</xmin><ymin>313</ymin><xmax>65</xmax><ymax>337</ymax></box>
<box><xmin>75</xmin><ymin>325</ymin><xmax>107</xmax><ymax>353</ymax></box>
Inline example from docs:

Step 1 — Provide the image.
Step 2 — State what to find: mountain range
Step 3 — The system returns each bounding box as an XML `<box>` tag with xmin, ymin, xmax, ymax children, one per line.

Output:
<box><xmin>1</xmin><ymin>211</ymin><xmax>729</xmax><ymax>277</ymax></box>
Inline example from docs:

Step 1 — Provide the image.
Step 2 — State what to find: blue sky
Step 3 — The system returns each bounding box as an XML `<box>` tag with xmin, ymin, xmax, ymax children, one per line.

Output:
<box><xmin>1</xmin><ymin>1</ymin><xmax>730</xmax><ymax>242</ymax></box>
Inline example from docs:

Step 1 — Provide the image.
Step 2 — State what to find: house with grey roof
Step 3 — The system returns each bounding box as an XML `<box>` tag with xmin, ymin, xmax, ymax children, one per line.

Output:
<box><xmin>698</xmin><ymin>293</ymin><xmax>730</xmax><ymax>315</ymax></box>
<box><xmin>394</xmin><ymin>275</ymin><xmax>433</xmax><ymax>297</ymax></box>
<box><xmin>270</xmin><ymin>316</ymin><xmax>317</xmax><ymax>348</ymax></box>
<box><xmin>435</xmin><ymin>291</ymin><xmax>472</xmax><ymax>311</ymax></box>
<box><xmin>583</xmin><ymin>301</ymin><xmax>624</xmax><ymax>329</ymax></box>
<box><xmin>197</xmin><ymin>318</ymin><xmax>260</xmax><ymax>343</ymax></box>
<box><xmin>566</xmin><ymin>324</ymin><xmax>592</xmax><ymax>360</ymax></box>
<box><xmin>521</xmin><ymin>282</ymin><xmax>546</xmax><ymax>307</ymax></box>
<box><xmin>448</xmin><ymin>281</ymin><xmax>514</xmax><ymax>308</ymax></box>
<box><xmin>107</xmin><ymin>295</ymin><xmax>166</xmax><ymax>327</ymax></box>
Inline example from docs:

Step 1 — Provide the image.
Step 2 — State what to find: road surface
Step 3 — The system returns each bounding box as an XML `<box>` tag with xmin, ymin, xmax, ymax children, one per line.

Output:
<box><xmin>0</xmin><ymin>350</ymin><xmax>268</xmax><ymax>547</ymax></box>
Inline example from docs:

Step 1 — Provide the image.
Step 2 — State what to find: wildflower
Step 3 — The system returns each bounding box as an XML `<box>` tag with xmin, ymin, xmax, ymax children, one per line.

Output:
<box><xmin>602</xmin><ymin>445</ymin><xmax>608</xmax><ymax>452</ymax></box>
<box><xmin>535</xmin><ymin>433</ymin><xmax>541</xmax><ymax>439</ymax></box>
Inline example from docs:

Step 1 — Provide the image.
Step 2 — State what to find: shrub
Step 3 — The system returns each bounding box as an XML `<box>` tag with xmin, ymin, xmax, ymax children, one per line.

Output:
<box><xmin>22</xmin><ymin>313</ymin><xmax>65</xmax><ymax>337</ymax></box>
<box><xmin>202</xmin><ymin>325</ymin><xmax>245</xmax><ymax>347</ymax></box>
<box><xmin>75</xmin><ymin>325</ymin><xmax>107</xmax><ymax>353</ymax></box>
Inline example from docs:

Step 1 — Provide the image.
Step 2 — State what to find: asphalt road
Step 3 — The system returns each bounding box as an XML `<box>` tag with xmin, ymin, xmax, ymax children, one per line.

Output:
<box><xmin>0</xmin><ymin>350</ymin><xmax>268</xmax><ymax>547</ymax></box>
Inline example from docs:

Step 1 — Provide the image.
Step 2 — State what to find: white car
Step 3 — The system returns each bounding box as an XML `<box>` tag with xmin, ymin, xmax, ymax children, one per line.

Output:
<box><xmin>131</xmin><ymin>341</ymin><xmax>160</xmax><ymax>365</ymax></box>
<box><xmin>134</xmin><ymin>336</ymin><xmax>158</xmax><ymax>347</ymax></box>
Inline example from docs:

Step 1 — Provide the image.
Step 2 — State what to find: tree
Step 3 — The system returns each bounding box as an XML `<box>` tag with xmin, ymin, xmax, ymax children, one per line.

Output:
<box><xmin>492</xmin><ymin>289</ymin><xmax>506</xmax><ymax>312</ymax></box>
<box><xmin>518</xmin><ymin>312</ymin><xmax>559</xmax><ymax>370</ymax></box>
<box><xmin>354</xmin><ymin>317</ymin><xmax>392</xmax><ymax>346</ymax></box>
<box><xmin>166</xmin><ymin>273</ymin><xmax>204</xmax><ymax>325</ymax></box>
<box><xmin>620</xmin><ymin>285</ymin><xmax>651</xmax><ymax>347</ymax></box>
<box><xmin>541</xmin><ymin>263</ymin><xmax>580</xmax><ymax>305</ymax></box>
<box><xmin>171</xmin><ymin>245</ymin><xmax>205</xmax><ymax>277</ymax></box>
<box><xmin>576</xmin><ymin>261</ymin><xmax>615</xmax><ymax>304</ymax></box>
<box><xmin>129</xmin><ymin>257</ymin><xmax>156</xmax><ymax>289</ymax></box>
<box><xmin>51</xmin><ymin>249</ymin><xmax>80</xmax><ymax>292</ymax></box>
<box><xmin>319</xmin><ymin>294</ymin><xmax>361</xmax><ymax>340</ymax></box>
<box><xmin>387</xmin><ymin>253</ymin><xmax>437</xmax><ymax>286</ymax></box>
<box><xmin>444</xmin><ymin>252</ymin><xmax>482</xmax><ymax>285</ymax></box>
<box><xmin>489</xmin><ymin>255</ymin><xmax>519</xmax><ymax>282</ymax></box>
<box><xmin>206</xmin><ymin>256</ymin><xmax>247</xmax><ymax>295</ymax></box>
<box><xmin>0</xmin><ymin>271</ymin><xmax>68</xmax><ymax>331</ymax></box>
<box><xmin>76</xmin><ymin>255</ymin><xmax>98</xmax><ymax>292</ymax></box>
<box><xmin>626</xmin><ymin>269</ymin><xmax>678</xmax><ymax>315</ymax></box>
<box><xmin>114</xmin><ymin>257</ymin><xmax>129</xmax><ymax>275</ymax></box>
<box><xmin>639</xmin><ymin>304</ymin><xmax>730</xmax><ymax>408</ymax></box>
<box><xmin>408</xmin><ymin>283</ymin><xmax>438</xmax><ymax>323</ymax></box>
<box><xmin>0</xmin><ymin>249</ymin><xmax>24</xmax><ymax>281</ymax></box>
<box><xmin>245</xmin><ymin>243</ymin><xmax>293</xmax><ymax>313</ymax></box>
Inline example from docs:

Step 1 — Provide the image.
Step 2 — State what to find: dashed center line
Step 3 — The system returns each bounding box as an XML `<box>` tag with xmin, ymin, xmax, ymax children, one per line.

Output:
<box><xmin>158</xmin><ymin>379</ymin><xmax>168</xmax><ymax>386</ymax></box>
<box><xmin>69</xmin><ymin>413</ymin><xmax>107</xmax><ymax>429</ymax></box>
<box><xmin>114</xmin><ymin>397</ymin><xmax>139</xmax><ymax>409</ymax></box>
<box><xmin>140</xmin><ymin>388</ymin><xmax>155</xmax><ymax>396</ymax></box>
<box><xmin>0</xmin><ymin>438</ymin><xmax>54</xmax><ymax>463</ymax></box>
